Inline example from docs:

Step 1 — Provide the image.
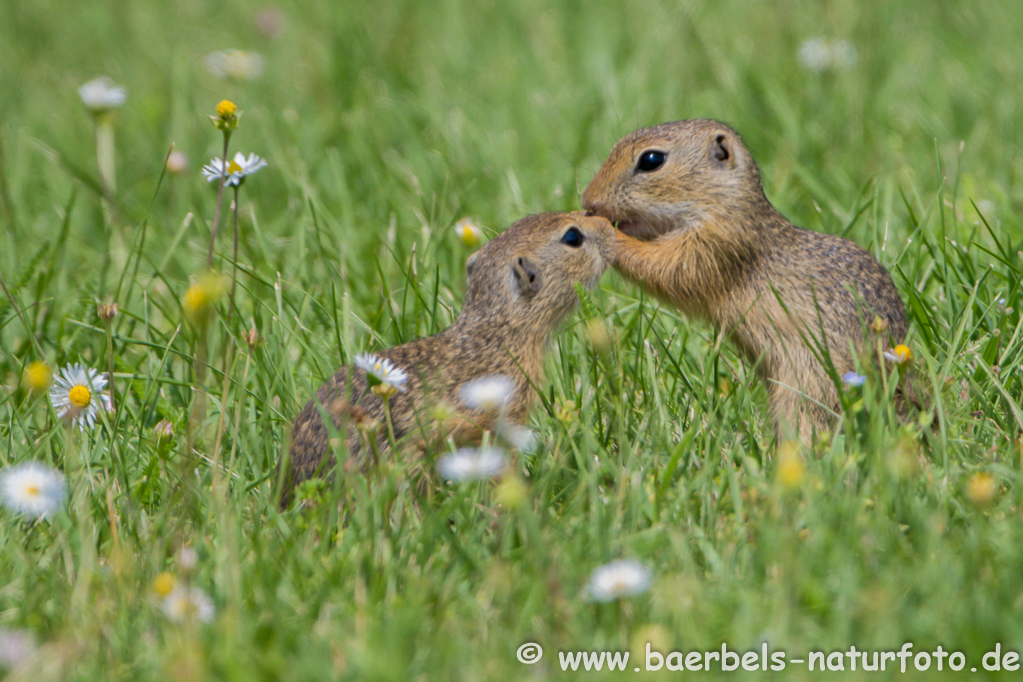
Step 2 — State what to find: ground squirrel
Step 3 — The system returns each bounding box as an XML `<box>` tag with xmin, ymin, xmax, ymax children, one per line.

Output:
<box><xmin>582</xmin><ymin>119</ymin><xmax>907</xmax><ymax>440</ymax></box>
<box><xmin>283</xmin><ymin>212</ymin><xmax>614</xmax><ymax>501</ymax></box>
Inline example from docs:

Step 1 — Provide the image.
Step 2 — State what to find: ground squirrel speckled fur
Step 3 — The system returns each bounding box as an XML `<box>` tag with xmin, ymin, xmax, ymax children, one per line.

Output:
<box><xmin>282</xmin><ymin>212</ymin><xmax>614</xmax><ymax>501</ymax></box>
<box><xmin>582</xmin><ymin>119</ymin><xmax>907</xmax><ymax>440</ymax></box>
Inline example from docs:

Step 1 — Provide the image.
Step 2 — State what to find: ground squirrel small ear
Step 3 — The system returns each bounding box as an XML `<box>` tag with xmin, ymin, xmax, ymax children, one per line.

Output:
<box><xmin>465</xmin><ymin>252</ymin><xmax>479</xmax><ymax>278</ymax></box>
<box><xmin>512</xmin><ymin>256</ymin><xmax>542</xmax><ymax>298</ymax></box>
<box><xmin>712</xmin><ymin>134</ymin><xmax>733</xmax><ymax>165</ymax></box>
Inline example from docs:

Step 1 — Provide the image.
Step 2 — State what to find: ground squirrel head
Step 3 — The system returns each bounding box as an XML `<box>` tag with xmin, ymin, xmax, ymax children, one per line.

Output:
<box><xmin>460</xmin><ymin>212</ymin><xmax>614</xmax><ymax>330</ymax></box>
<box><xmin>582</xmin><ymin>119</ymin><xmax>771</xmax><ymax>240</ymax></box>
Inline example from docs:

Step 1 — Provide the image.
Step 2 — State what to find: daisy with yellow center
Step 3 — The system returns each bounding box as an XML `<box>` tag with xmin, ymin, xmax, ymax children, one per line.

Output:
<box><xmin>458</xmin><ymin>375</ymin><xmax>515</xmax><ymax>412</ymax></box>
<box><xmin>354</xmin><ymin>353</ymin><xmax>408</xmax><ymax>398</ymax></box>
<box><xmin>163</xmin><ymin>585</ymin><xmax>216</xmax><ymax>624</ymax></box>
<box><xmin>883</xmin><ymin>344</ymin><xmax>913</xmax><ymax>366</ymax></box>
<box><xmin>453</xmin><ymin>218</ymin><xmax>483</xmax><ymax>248</ymax></box>
<box><xmin>200</xmin><ymin>152</ymin><xmax>267</xmax><ymax>187</ymax></box>
<box><xmin>585</xmin><ymin>559</ymin><xmax>652</xmax><ymax>602</ymax></box>
<box><xmin>49</xmin><ymin>363</ymin><xmax>111</xmax><ymax>430</ymax></box>
<box><xmin>0</xmin><ymin>462</ymin><xmax>66</xmax><ymax>519</ymax></box>
<box><xmin>437</xmin><ymin>446</ymin><xmax>508</xmax><ymax>482</ymax></box>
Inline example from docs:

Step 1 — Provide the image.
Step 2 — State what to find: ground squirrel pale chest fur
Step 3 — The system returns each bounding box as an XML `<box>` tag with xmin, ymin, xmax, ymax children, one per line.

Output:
<box><xmin>283</xmin><ymin>212</ymin><xmax>614</xmax><ymax>501</ymax></box>
<box><xmin>582</xmin><ymin>119</ymin><xmax>907</xmax><ymax>440</ymax></box>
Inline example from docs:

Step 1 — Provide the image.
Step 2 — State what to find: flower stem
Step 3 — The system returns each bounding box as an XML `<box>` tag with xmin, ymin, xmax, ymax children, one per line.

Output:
<box><xmin>96</xmin><ymin>117</ymin><xmax>117</xmax><ymax>194</ymax></box>
<box><xmin>227</xmin><ymin>185</ymin><xmax>240</xmax><ymax>326</ymax></box>
<box><xmin>382</xmin><ymin>397</ymin><xmax>399</xmax><ymax>452</ymax></box>
<box><xmin>207</xmin><ymin>132</ymin><xmax>231</xmax><ymax>269</ymax></box>
<box><xmin>104</xmin><ymin>318</ymin><xmax>116</xmax><ymax>411</ymax></box>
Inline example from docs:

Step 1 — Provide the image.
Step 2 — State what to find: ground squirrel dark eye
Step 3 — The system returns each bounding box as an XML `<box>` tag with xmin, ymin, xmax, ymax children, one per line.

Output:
<box><xmin>561</xmin><ymin>226</ymin><xmax>584</xmax><ymax>247</ymax></box>
<box><xmin>635</xmin><ymin>150</ymin><xmax>667</xmax><ymax>172</ymax></box>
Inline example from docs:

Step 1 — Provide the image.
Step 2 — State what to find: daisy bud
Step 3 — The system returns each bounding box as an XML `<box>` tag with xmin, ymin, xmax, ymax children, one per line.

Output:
<box><xmin>97</xmin><ymin>302</ymin><xmax>119</xmax><ymax>321</ymax></box>
<box><xmin>166</xmin><ymin>150</ymin><xmax>188</xmax><ymax>175</ymax></box>
<box><xmin>210</xmin><ymin>99</ymin><xmax>241</xmax><ymax>132</ymax></box>
<box><xmin>966</xmin><ymin>472</ymin><xmax>997</xmax><ymax>507</ymax></box>
<box><xmin>776</xmin><ymin>440</ymin><xmax>805</xmax><ymax>489</ymax></box>
<box><xmin>152</xmin><ymin>572</ymin><xmax>176</xmax><ymax>597</ymax></box>
<box><xmin>21</xmin><ymin>361</ymin><xmax>53</xmax><ymax>394</ymax></box>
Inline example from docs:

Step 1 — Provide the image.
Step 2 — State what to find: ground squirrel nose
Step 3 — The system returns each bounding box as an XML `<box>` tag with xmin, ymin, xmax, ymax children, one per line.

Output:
<box><xmin>580</xmin><ymin>188</ymin><xmax>598</xmax><ymax>213</ymax></box>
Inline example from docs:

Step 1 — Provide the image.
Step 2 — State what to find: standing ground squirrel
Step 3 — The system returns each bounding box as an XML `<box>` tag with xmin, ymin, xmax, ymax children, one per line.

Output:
<box><xmin>582</xmin><ymin>119</ymin><xmax>907</xmax><ymax>440</ymax></box>
<box><xmin>283</xmin><ymin>212</ymin><xmax>614</xmax><ymax>501</ymax></box>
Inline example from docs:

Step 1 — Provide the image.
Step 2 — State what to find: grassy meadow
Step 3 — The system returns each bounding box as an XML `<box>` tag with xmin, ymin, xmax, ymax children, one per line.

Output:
<box><xmin>2</xmin><ymin>0</ymin><xmax>1023</xmax><ymax>678</ymax></box>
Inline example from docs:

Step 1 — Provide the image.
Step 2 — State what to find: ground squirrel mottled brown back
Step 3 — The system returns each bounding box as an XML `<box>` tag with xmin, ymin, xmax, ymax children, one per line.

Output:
<box><xmin>582</xmin><ymin>119</ymin><xmax>907</xmax><ymax>440</ymax></box>
<box><xmin>282</xmin><ymin>211</ymin><xmax>614</xmax><ymax>502</ymax></box>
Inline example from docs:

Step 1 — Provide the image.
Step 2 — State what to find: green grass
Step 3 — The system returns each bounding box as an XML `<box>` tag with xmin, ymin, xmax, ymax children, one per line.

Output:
<box><xmin>2</xmin><ymin>0</ymin><xmax>1023</xmax><ymax>679</ymax></box>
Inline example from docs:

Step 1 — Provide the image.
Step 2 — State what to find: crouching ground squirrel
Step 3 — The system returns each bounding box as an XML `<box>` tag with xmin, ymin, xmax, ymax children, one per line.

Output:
<box><xmin>582</xmin><ymin>119</ymin><xmax>907</xmax><ymax>440</ymax></box>
<box><xmin>283</xmin><ymin>212</ymin><xmax>614</xmax><ymax>501</ymax></box>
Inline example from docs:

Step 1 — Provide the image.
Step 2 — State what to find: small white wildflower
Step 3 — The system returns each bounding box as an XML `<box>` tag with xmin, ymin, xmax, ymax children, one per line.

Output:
<box><xmin>163</xmin><ymin>585</ymin><xmax>215</xmax><ymax>623</ymax></box>
<box><xmin>0</xmin><ymin>628</ymin><xmax>36</xmax><ymax>670</ymax></box>
<box><xmin>585</xmin><ymin>559</ymin><xmax>652</xmax><ymax>602</ymax></box>
<box><xmin>78</xmin><ymin>76</ymin><xmax>127</xmax><ymax>112</ymax></box>
<box><xmin>797</xmin><ymin>37</ymin><xmax>857</xmax><ymax>72</ymax></box>
<box><xmin>0</xmin><ymin>462</ymin><xmax>66</xmax><ymax>519</ymax></box>
<box><xmin>166</xmin><ymin>150</ymin><xmax>188</xmax><ymax>175</ymax></box>
<box><xmin>437</xmin><ymin>446</ymin><xmax>507</xmax><ymax>482</ymax></box>
<box><xmin>829</xmin><ymin>39</ymin><xmax>857</xmax><ymax>68</ymax></box>
<box><xmin>49</xmin><ymin>363</ymin><xmax>111</xmax><ymax>430</ymax></box>
<box><xmin>882</xmin><ymin>344</ymin><xmax>913</xmax><ymax>366</ymax></box>
<box><xmin>842</xmin><ymin>372</ymin><xmax>866</xmax><ymax>387</ymax></box>
<box><xmin>201</xmin><ymin>152</ymin><xmax>267</xmax><ymax>186</ymax></box>
<box><xmin>454</xmin><ymin>218</ymin><xmax>483</xmax><ymax>247</ymax></box>
<box><xmin>201</xmin><ymin>152</ymin><xmax>268</xmax><ymax>187</ymax></box>
<box><xmin>499</xmin><ymin>423</ymin><xmax>539</xmax><ymax>453</ymax></box>
<box><xmin>204</xmin><ymin>49</ymin><xmax>264</xmax><ymax>81</ymax></box>
<box><xmin>354</xmin><ymin>353</ymin><xmax>408</xmax><ymax>393</ymax></box>
<box><xmin>178</xmin><ymin>546</ymin><xmax>199</xmax><ymax>573</ymax></box>
<box><xmin>459</xmin><ymin>375</ymin><xmax>515</xmax><ymax>412</ymax></box>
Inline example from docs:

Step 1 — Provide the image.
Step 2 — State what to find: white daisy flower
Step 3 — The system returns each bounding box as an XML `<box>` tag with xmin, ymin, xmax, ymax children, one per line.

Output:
<box><xmin>49</xmin><ymin>363</ymin><xmax>111</xmax><ymax>430</ymax></box>
<box><xmin>458</xmin><ymin>375</ymin><xmax>515</xmax><ymax>412</ymax></box>
<box><xmin>204</xmin><ymin>49</ymin><xmax>265</xmax><ymax>81</ymax></box>
<box><xmin>0</xmin><ymin>462</ymin><xmax>66</xmax><ymax>519</ymax></box>
<box><xmin>499</xmin><ymin>423</ymin><xmax>539</xmax><ymax>453</ymax></box>
<box><xmin>354</xmin><ymin>354</ymin><xmax>408</xmax><ymax>393</ymax></box>
<box><xmin>78</xmin><ymin>76</ymin><xmax>127</xmax><ymax>112</ymax></box>
<box><xmin>163</xmin><ymin>585</ymin><xmax>216</xmax><ymax>623</ymax></box>
<box><xmin>797</xmin><ymin>37</ymin><xmax>857</xmax><ymax>72</ymax></box>
<box><xmin>882</xmin><ymin>344</ymin><xmax>913</xmax><ymax>366</ymax></box>
<box><xmin>585</xmin><ymin>559</ymin><xmax>653</xmax><ymax>602</ymax></box>
<box><xmin>454</xmin><ymin>218</ymin><xmax>483</xmax><ymax>247</ymax></box>
<box><xmin>201</xmin><ymin>152</ymin><xmax>268</xmax><ymax>187</ymax></box>
<box><xmin>437</xmin><ymin>446</ymin><xmax>507</xmax><ymax>482</ymax></box>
